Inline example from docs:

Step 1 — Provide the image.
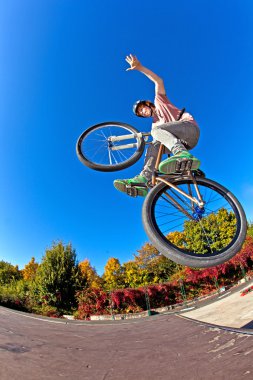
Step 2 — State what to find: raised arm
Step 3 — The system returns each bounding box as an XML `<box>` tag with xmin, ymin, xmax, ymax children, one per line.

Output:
<box><xmin>125</xmin><ymin>54</ymin><xmax>165</xmax><ymax>95</ymax></box>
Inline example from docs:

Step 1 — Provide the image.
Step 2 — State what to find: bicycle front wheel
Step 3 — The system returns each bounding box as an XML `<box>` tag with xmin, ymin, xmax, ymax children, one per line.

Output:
<box><xmin>76</xmin><ymin>122</ymin><xmax>145</xmax><ymax>172</ymax></box>
<box><xmin>142</xmin><ymin>176</ymin><xmax>247</xmax><ymax>268</ymax></box>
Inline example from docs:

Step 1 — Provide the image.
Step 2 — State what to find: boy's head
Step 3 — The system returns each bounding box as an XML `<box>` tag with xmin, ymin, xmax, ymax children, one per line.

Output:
<box><xmin>133</xmin><ymin>100</ymin><xmax>155</xmax><ymax>118</ymax></box>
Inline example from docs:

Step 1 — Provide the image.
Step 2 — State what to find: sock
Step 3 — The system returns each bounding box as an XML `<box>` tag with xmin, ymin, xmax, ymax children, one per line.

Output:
<box><xmin>171</xmin><ymin>140</ymin><xmax>186</xmax><ymax>155</ymax></box>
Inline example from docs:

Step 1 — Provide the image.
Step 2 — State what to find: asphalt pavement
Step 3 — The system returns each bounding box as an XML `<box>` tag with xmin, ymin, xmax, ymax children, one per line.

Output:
<box><xmin>1</xmin><ymin>301</ymin><xmax>253</xmax><ymax>380</ymax></box>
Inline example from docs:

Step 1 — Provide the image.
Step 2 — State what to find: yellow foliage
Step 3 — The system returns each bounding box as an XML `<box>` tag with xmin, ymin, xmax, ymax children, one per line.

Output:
<box><xmin>22</xmin><ymin>257</ymin><xmax>39</xmax><ymax>281</ymax></box>
<box><xmin>79</xmin><ymin>259</ymin><xmax>102</xmax><ymax>288</ymax></box>
<box><xmin>103</xmin><ymin>258</ymin><xmax>123</xmax><ymax>290</ymax></box>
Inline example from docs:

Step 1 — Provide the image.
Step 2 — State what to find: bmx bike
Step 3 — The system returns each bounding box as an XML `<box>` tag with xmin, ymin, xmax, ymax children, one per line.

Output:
<box><xmin>76</xmin><ymin>121</ymin><xmax>247</xmax><ymax>268</ymax></box>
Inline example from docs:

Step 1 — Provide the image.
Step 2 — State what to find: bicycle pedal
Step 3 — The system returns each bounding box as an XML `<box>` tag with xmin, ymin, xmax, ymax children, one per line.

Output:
<box><xmin>185</xmin><ymin>160</ymin><xmax>192</xmax><ymax>170</ymax></box>
<box><xmin>180</xmin><ymin>160</ymin><xmax>187</xmax><ymax>171</ymax></box>
<box><xmin>175</xmin><ymin>160</ymin><xmax>182</xmax><ymax>172</ymax></box>
<box><xmin>175</xmin><ymin>158</ymin><xmax>192</xmax><ymax>173</ymax></box>
<box><xmin>126</xmin><ymin>185</ymin><xmax>138</xmax><ymax>197</ymax></box>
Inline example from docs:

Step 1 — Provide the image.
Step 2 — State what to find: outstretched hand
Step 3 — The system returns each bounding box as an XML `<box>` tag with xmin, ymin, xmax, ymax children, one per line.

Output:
<box><xmin>125</xmin><ymin>54</ymin><xmax>142</xmax><ymax>71</ymax></box>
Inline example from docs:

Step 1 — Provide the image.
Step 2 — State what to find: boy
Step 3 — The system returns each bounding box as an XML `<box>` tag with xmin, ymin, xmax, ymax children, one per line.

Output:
<box><xmin>114</xmin><ymin>54</ymin><xmax>200</xmax><ymax>197</ymax></box>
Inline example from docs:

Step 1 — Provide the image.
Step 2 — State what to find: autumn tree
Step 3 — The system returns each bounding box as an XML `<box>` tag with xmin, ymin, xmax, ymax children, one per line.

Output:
<box><xmin>122</xmin><ymin>261</ymin><xmax>149</xmax><ymax>288</ymax></box>
<box><xmin>166</xmin><ymin>231</ymin><xmax>188</xmax><ymax>249</ymax></box>
<box><xmin>103</xmin><ymin>258</ymin><xmax>124</xmax><ymax>290</ymax></box>
<box><xmin>134</xmin><ymin>243</ymin><xmax>180</xmax><ymax>284</ymax></box>
<box><xmin>79</xmin><ymin>259</ymin><xmax>103</xmax><ymax>289</ymax></box>
<box><xmin>22</xmin><ymin>257</ymin><xmax>39</xmax><ymax>281</ymax></box>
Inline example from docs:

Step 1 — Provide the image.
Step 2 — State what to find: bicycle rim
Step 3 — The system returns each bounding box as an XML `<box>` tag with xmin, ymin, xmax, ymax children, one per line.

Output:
<box><xmin>76</xmin><ymin>122</ymin><xmax>144</xmax><ymax>171</ymax></box>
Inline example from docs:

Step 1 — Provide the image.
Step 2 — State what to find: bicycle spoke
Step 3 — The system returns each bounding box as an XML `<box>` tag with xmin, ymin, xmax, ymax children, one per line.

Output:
<box><xmin>85</xmin><ymin>142</ymin><xmax>109</xmax><ymax>162</ymax></box>
<box><xmin>162</xmin><ymin>221</ymin><xmax>189</xmax><ymax>235</ymax></box>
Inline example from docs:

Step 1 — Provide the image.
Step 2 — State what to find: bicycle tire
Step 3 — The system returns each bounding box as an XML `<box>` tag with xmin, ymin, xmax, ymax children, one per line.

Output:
<box><xmin>142</xmin><ymin>176</ymin><xmax>247</xmax><ymax>268</ymax></box>
<box><xmin>76</xmin><ymin>121</ymin><xmax>145</xmax><ymax>172</ymax></box>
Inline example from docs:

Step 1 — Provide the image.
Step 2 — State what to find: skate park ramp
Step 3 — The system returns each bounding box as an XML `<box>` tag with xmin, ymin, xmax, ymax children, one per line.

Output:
<box><xmin>1</xmin><ymin>289</ymin><xmax>253</xmax><ymax>380</ymax></box>
<box><xmin>182</xmin><ymin>280</ymin><xmax>253</xmax><ymax>330</ymax></box>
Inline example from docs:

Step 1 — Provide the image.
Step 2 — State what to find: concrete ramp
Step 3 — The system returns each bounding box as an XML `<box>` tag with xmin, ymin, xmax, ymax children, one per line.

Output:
<box><xmin>183</xmin><ymin>281</ymin><xmax>253</xmax><ymax>329</ymax></box>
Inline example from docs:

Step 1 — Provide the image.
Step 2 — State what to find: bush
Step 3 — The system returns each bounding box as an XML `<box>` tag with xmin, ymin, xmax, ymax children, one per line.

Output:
<box><xmin>75</xmin><ymin>288</ymin><xmax>111</xmax><ymax>319</ymax></box>
<box><xmin>0</xmin><ymin>280</ymin><xmax>29</xmax><ymax>311</ymax></box>
<box><xmin>111</xmin><ymin>288</ymin><xmax>145</xmax><ymax>314</ymax></box>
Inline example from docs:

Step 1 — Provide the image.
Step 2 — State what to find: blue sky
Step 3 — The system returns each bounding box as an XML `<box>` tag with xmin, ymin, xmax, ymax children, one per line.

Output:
<box><xmin>0</xmin><ymin>0</ymin><xmax>253</xmax><ymax>275</ymax></box>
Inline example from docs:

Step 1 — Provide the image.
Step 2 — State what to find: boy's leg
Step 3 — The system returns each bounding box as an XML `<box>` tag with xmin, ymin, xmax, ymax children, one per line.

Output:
<box><xmin>151</xmin><ymin>121</ymin><xmax>200</xmax><ymax>174</ymax></box>
<box><xmin>139</xmin><ymin>141</ymin><xmax>161</xmax><ymax>181</ymax></box>
<box><xmin>152</xmin><ymin>120</ymin><xmax>200</xmax><ymax>150</ymax></box>
<box><xmin>113</xmin><ymin>142</ymin><xmax>160</xmax><ymax>197</ymax></box>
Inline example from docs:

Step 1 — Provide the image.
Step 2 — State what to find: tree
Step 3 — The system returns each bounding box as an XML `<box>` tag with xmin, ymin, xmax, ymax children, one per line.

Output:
<box><xmin>134</xmin><ymin>243</ymin><xmax>180</xmax><ymax>284</ymax></box>
<box><xmin>174</xmin><ymin>208</ymin><xmax>237</xmax><ymax>254</ymax></box>
<box><xmin>103</xmin><ymin>258</ymin><xmax>123</xmax><ymax>290</ymax></box>
<box><xmin>134</xmin><ymin>243</ymin><xmax>160</xmax><ymax>268</ymax></box>
<box><xmin>36</xmin><ymin>242</ymin><xmax>79</xmax><ymax>311</ymax></box>
<box><xmin>166</xmin><ymin>231</ymin><xmax>188</xmax><ymax>250</ymax></box>
<box><xmin>247</xmin><ymin>222</ymin><xmax>253</xmax><ymax>239</ymax></box>
<box><xmin>22</xmin><ymin>257</ymin><xmax>39</xmax><ymax>281</ymax></box>
<box><xmin>79</xmin><ymin>259</ymin><xmax>103</xmax><ymax>289</ymax></box>
<box><xmin>0</xmin><ymin>261</ymin><xmax>21</xmax><ymax>285</ymax></box>
<box><xmin>122</xmin><ymin>261</ymin><xmax>150</xmax><ymax>288</ymax></box>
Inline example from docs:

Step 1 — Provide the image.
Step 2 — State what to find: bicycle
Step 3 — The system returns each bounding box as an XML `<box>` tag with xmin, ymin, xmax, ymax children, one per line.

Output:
<box><xmin>76</xmin><ymin>121</ymin><xmax>247</xmax><ymax>268</ymax></box>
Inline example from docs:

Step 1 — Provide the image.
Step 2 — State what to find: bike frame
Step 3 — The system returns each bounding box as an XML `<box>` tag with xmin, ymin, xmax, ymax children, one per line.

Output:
<box><xmin>152</xmin><ymin>144</ymin><xmax>205</xmax><ymax>219</ymax></box>
<box><xmin>109</xmin><ymin>131</ymin><xmax>204</xmax><ymax>211</ymax></box>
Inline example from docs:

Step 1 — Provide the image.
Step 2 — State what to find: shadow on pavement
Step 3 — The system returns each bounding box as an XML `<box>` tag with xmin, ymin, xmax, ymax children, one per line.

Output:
<box><xmin>241</xmin><ymin>320</ymin><xmax>253</xmax><ymax>329</ymax></box>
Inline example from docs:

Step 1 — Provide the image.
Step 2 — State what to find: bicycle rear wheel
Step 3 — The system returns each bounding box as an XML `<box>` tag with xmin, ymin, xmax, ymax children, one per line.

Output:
<box><xmin>76</xmin><ymin>122</ymin><xmax>145</xmax><ymax>172</ymax></box>
<box><xmin>142</xmin><ymin>176</ymin><xmax>247</xmax><ymax>268</ymax></box>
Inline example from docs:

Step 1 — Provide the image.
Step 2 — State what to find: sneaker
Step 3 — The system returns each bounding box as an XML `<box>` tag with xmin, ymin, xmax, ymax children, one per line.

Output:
<box><xmin>159</xmin><ymin>151</ymin><xmax>200</xmax><ymax>174</ymax></box>
<box><xmin>113</xmin><ymin>175</ymin><xmax>148</xmax><ymax>197</ymax></box>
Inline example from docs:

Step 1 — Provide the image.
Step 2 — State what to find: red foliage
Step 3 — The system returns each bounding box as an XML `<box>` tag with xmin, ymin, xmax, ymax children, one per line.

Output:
<box><xmin>184</xmin><ymin>237</ymin><xmax>253</xmax><ymax>284</ymax></box>
<box><xmin>111</xmin><ymin>288</ymin><xmax>145</xmax><ymax>313</ymax></box>
<box><xmin>184</xmin><ymin>267</ymin><xmax>219</xmax><ymax>283</ymax></box>
<box><xmin>76</xmin><ymin>288</ymin><xmax>110</xmax><ymax>319</ymax></box>
<box><xmin>230</xmin><ymin>236</ymin><xmax>253</xmax><ymax>268</ymax></box>
<box><xmin>145</xmin><ymin>283</ymin><xmax>179</xmax><ymax>308</ymax></box>
<box><xmin>241</xmin><ymin>285</ymin><xmax>253</xmax><ymax>296</ymax></box>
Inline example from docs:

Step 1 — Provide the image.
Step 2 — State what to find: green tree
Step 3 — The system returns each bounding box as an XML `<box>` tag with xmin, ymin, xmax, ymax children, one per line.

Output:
<box><xmin>122</xmin><ymin>261</ymin><xmax>150</xmax><ymax>288</ymax></box>
<box><xmin>171</xmin><ymin>208</ymin><xmax>237</xmax><ymax>254</ymax></box>
<box><xmin>247</xmin><ymin>222</ymin><xmax>253</xmax><ymax>239</ymax></box>
<box><xmin>36</xmin><ymin>242</ymin><xmax>79</xmax><ymax>311</ymax></box>
<box><xmin>0</xmin><ymin>261</ymin><xmax>21</xmax><ymax>285</ymax></box>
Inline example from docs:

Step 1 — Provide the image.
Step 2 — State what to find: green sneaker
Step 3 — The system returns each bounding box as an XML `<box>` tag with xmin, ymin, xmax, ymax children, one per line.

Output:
<box><xmin>113</xmin><ymin>175</ymin><xmax>148</xmax><ymax>197</ymax></box>
<box><xmin>159</xmin><ymin>151</ymin><xmax>200</xmax><ymax>174</ymax></box>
